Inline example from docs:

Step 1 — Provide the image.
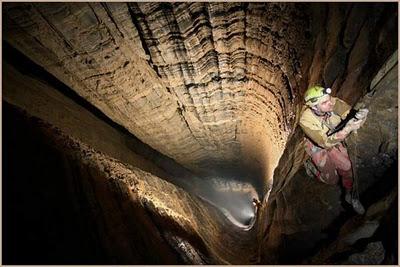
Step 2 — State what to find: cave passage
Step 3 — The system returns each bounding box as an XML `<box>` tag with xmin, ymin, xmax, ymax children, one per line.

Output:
<box><xmin>3</xmin><ymin>38</ymin><xmax>265</xmax><ymax>230</ymax></box>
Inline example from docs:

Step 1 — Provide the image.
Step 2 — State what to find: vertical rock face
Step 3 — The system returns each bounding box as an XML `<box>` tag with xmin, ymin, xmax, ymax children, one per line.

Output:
<box><xmin>306</xmin><ymin>3</ymin><xmax>397</xmax><ymax>104</ymax></box>
<box><xmin>3</xmin><ymin>2</ymin><xmax>397</xmax><ymax>265</ymax></box>
<box><xmin>260</xmin><ymin>46</ymin><xmax>398</xmax><ymax>265</ymax></box>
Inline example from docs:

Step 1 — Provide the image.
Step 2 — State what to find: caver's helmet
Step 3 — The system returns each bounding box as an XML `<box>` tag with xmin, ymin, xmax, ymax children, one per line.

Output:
<box><xmin>304</xmin><ymin>85</ymin><xmax>332</xmax><ymax>107</ymax></box>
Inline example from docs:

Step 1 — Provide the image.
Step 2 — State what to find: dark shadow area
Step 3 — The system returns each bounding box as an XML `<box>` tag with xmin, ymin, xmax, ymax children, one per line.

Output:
<box><xmin>3</xmin><ymin>102</ymin><xmax>107</xmax><ymax>264</ymax></box>
<box><xmin>274</xmin><ymin>157</ymin><xmax>398</xmax><ymax>265</ymax></box>
<box><xmin>2</xmin><ymin>102</ymin><xmax>259</xmax><ymax>264</ymax></box>
<box><xmin>301</xmin><ymin>159</ymin><xmax>398</xmax><ymax>264</ymax></box>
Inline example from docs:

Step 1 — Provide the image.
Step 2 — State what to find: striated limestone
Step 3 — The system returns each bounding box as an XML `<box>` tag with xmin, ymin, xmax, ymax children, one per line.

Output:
<box><xmin>3</xmin><ymin>2</ymin><xmax>312</xmax><ymax>188</ymax></box>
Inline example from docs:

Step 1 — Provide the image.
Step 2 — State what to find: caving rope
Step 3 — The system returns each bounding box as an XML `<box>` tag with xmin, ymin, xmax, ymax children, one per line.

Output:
<box><xmin>349</xmin><ymin>132</ymin><xmax>360</xmax><ymax>202</ymax></box>
<box><xmin>347</xmin><ymin>50</ymin><xmax>397</xmax><ymax>204</ymax></box>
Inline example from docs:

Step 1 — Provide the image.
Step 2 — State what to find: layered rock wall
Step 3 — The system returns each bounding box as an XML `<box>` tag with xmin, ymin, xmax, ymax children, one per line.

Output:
<box><xmin>3</xmin><ymin>60</ymin><xmax>169</xmax><ymax>179</ymax></box>
<box><xmin>4</xmin><ymin>2</ymin><xmax>312</xmax><ymax>189</ymax></box>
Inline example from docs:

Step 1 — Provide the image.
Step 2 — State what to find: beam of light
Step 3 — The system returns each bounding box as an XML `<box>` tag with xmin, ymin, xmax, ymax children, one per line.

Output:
<box><xmin>193</xmin><ymin>177</ymin><xmax>259</xmax><ymax>230</ymax></box>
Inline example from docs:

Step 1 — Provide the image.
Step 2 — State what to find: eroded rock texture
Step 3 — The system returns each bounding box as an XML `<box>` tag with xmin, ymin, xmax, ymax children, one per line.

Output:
<box><xmin>3</xmin><ymin>2</ymin><xmax>398</xmax><ymax>265</ymax></box>
<box><xmin>4</xmin><ymin>103</ymin><xmax>260</xmax><ymax>264</ymax></box>
<box><xmin>4</xmin><ymin>2</ymin><xmax>313</xmax><ymax>189</ymax></box>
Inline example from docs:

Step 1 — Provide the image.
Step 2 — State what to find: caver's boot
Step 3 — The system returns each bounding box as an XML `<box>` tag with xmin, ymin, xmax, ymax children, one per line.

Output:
<box><xmin>344</xmin><ymin>190</ymin><xmax>365</xmax><ymax>215</ymax></box>
<box><xmin>351</xmin><ymin>198</ymin><xmax>365</xmax><ymax>215</ymax></box>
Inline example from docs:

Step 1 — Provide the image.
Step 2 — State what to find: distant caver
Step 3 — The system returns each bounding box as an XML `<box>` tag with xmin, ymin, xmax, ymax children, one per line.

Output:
<box><xmin>300</xmin><ymin>85</ymin><xmax>369</xmax><ymax>215</ymax></box>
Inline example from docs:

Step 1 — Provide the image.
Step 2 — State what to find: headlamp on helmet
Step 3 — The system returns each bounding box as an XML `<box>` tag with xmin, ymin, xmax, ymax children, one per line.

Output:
<box><xmin>304</xmin><ymin>86</ymin><xmax>332</xmax><ymax>106</ymax></box>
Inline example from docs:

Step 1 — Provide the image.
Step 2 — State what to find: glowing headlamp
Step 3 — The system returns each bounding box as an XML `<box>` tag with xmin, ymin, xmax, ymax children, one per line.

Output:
<box><xmin>324</xmin><ymin>87</ymin><xmax>332</xmax><ymax>94</ymax></box>
<box><xmin>308</xmin><ymin>87</ymin><xmax>332</xmax><ymax>104</ymax></box>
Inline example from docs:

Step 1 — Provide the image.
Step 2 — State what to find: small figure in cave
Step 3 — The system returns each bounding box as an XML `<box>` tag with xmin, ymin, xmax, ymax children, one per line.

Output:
<box><xmin>252</xmin><ymin>198</ymin><xmax>262</xmax><ymax>211</ymax></box>
<box><xmin>299</xmin><ymin>86</ymin><xmax>369</xmax><ymax>215</ymax></box>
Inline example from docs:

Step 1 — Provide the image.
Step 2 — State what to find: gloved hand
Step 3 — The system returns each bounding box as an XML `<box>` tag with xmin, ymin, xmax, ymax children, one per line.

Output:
<box><xmin>342</xmin><ymin>118</ymin><xmax>364</xmax><ymax>134</ymax></box>
<box><xmin>355</xmin><ymin>108</ymin><xmax>369</xmax><ymax>120</ymax></box>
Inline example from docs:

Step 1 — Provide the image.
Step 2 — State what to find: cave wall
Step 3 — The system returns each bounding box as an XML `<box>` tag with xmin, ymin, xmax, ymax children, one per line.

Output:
<box><xmin>3</xmin><ymin>8</ymin><xmax>262</xmax><ymax>263</ymax></box>
<box><xmin>346</xmin><ymin>51</ymin><xmax>398</xmax><ymax>195</ymax></box>
<box><xmin>3</xmin><ymin>52</ymin><xmax>261</xmax><ymax>264</ymax></box>
<box><xmin>260</xmin><ymin>50</ymin><xmax>398</xmax><ymax>264</ymax></box>
<box><xmin>4</xmin><ymin>103</ymin><xmax>263</xmax><ymax>264</ymax></box>
<box><xmin>306</xmin><ymin>3</ymin><xmax>397</xmax><ymax>105</ymax></box>
<box><xmin>3</xmin><ymin>59</ymin><xmax>169</xmax><ymax>180</ymax></box>
<box><xmin>3</xmin><ymin>2</ymin><xmax>313</xmax><ymax>189</ymax></box>
<box><xmin>4</xmin><ymin>2</ymin><xmax>396</xmax><ymax>195</ymax></box>
<box><xmin>3</xmin><ymin>103</ymin><xmax>179</xmax><ymax>264</ymax></box>
<box><xmin>256</xmin><ymin>3</ymin><xmax>397</xmax><ymax>260</ymax></box>
<box><xmin>2</xmin><ymin>47</ymin><xmax>205</xmax><ymax>192</ymax></box>
<box><xmin>2</xmin><ymin>2</ymin><xmax>398</xmax><ymax>265</ymax></box>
